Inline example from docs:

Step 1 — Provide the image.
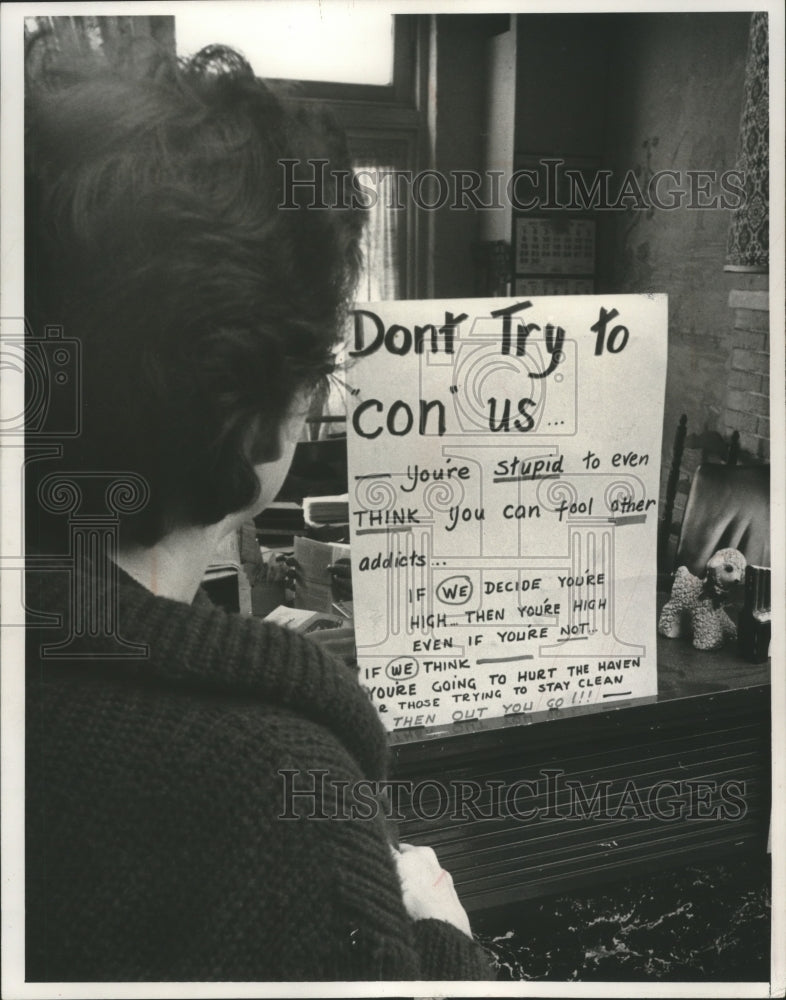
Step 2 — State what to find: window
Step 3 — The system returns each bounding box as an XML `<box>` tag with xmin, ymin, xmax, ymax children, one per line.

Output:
<box><xmin>354</xmin><ymin>163</ymin><xmax>401</xmax><ymax>302</ymax></box>
<box><xmin>175</xmin><ymin>5</ymin><xmax>395</xmax><ymax>86</ymax></box>
<box><xmin>174</xmin><ymin>10</ymin><xmax>427</xmax><ymax>298</ymax></box>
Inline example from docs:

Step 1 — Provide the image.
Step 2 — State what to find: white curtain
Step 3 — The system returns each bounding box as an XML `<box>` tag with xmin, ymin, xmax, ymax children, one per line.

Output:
<box><xmin>312</xmin><ymin>163</ymin><xmax>403</xmax><ymax>439</ymax></box>
<box><xmin>354</xmin><ymin>165</ymin><xmax>401</xmax><ymax>301</ymax></box>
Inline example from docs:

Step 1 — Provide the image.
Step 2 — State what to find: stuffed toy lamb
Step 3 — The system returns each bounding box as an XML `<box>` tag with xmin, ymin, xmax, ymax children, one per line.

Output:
<box><xmin>658</xmin><ymin>547</ymin><xmax>747</xmax><ymax>651</ymax></box>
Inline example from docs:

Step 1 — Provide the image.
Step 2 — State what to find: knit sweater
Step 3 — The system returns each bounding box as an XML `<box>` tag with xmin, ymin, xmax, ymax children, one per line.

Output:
<box><xmin>25</xmin><ymin>564</ymin><xmax>492</xmax><ymax>982</ymax></box>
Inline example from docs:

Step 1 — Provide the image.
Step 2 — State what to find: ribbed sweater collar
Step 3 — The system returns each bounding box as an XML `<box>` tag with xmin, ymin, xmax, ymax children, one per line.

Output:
<box><xmin>28</xmin><ymin>564</ymin><xmax>389</xmax><ymax>782</ymax></box>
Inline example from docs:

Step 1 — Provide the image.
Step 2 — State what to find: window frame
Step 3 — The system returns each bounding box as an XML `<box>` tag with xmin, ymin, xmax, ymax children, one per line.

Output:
<box><xmin>280</xmin><ymin>16</ymin><xmax>431</xmax><ymax>299</ymax></box>
<box><xmin>264</xmin><ymin>15</ymin><xmax>418</xmax><ymax>107</ymax></box>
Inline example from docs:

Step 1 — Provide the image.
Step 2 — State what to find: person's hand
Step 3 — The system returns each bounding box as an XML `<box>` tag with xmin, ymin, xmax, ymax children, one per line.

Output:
<box><xmin>391</xmin><ymin>843</ymin><xmax>473</xmax><ymax>938</ymax></box>
<box><xmin>264</xmin><ymin>552</ymin><xmax>297</xmax><ymax>593</ymax></box>
<box><xmin>327</xmin><ymin>558</ymin><xmax>353</xmax><ymax>603</ymax></box>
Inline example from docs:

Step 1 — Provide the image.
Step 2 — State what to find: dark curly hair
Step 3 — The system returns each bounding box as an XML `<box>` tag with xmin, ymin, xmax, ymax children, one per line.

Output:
<box><xmin>26</xmin><ymin>44</ymin><xmax>364</xmax><ymax>547</ymax></box>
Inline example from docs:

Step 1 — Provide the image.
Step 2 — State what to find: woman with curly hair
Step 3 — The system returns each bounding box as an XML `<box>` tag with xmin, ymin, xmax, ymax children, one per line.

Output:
<box><xmin>24</xmin><ymin>45</ymin><xmax>490</xmax><ymax>982</ymax></box>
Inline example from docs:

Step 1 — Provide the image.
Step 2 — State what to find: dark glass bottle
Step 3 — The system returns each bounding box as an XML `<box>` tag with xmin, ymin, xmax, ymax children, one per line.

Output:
<box><xmin>738</xmin><ymin>564</ymin><xmax>771</xmax><ymax>663</ymax></box>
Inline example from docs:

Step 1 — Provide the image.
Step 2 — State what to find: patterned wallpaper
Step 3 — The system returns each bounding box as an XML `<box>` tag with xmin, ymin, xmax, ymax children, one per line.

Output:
<box><xmin>726</xmin><ymin>12</ymin><xmax>769</xmax><ymax>271</ymax></box>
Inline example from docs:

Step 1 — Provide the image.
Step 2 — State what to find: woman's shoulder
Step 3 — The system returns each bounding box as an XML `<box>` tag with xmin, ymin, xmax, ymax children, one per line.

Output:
<box><xmin>28</xmin><ymin>563</ymin><xmax>390</xmax><ymax>782</ymax></box>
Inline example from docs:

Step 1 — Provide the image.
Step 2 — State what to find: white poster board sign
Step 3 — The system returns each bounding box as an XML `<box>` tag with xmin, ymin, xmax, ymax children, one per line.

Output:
<box><xmin>346</xmin><ymin>295</ymin><xmax>667</xmax><ymax>731</ymax></box>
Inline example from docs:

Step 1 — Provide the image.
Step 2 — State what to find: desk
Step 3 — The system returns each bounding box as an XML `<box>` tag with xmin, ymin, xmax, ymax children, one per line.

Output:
<box><xmin>387</xmin><ymin>629</ymin><xmax>770</xmax><ymax>915</ymax></box>
<box><xmin>249</xmin><ymin>560</ymin><xmax>771</xmax><ymax>914</ymax></box>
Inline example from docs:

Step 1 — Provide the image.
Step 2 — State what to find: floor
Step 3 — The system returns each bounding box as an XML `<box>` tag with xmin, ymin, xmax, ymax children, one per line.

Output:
<box><xmin>474</xmin><ymin>854</ymin><xmax>771</xmax><ymax>982</ymax></box>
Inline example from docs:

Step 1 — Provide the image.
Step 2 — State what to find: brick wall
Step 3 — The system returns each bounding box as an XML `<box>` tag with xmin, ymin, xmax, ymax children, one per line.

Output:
<box><xmin>724</xmin><ymin>289</ymin><xmax>770</xmax><ymax>461</ymax></box>
<box><xmin>659</xmin><ymin>282</ymin><xmax>770</xmax><ymax>570</ymax></box>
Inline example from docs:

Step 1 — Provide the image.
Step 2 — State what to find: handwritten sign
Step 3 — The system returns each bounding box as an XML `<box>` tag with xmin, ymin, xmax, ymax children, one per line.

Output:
<box><xmin>345</xmin><ymin>295</ymin><xmax>667</xmax><ymax>731</ymax></box>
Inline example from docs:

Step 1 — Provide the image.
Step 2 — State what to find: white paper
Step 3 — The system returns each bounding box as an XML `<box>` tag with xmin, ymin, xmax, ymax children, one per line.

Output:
<box><xmin>347</xmin><ymin>294</ymin><xmax>667</xmax><ymax>730</ymax></box>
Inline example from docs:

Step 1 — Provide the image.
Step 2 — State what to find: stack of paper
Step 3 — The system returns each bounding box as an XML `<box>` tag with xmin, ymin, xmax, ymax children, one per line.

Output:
<box><xmin>303</xmin><ymin>493</ymin><xmax>349</xmax><ymax>527</ymax></box>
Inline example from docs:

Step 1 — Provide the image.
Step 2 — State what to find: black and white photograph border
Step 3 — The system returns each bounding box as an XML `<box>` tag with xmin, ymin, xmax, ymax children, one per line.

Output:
<box><xmin>2</xmin><ymin>1</ymin><xmax>784</xmax><ymax>997</ymax></box>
